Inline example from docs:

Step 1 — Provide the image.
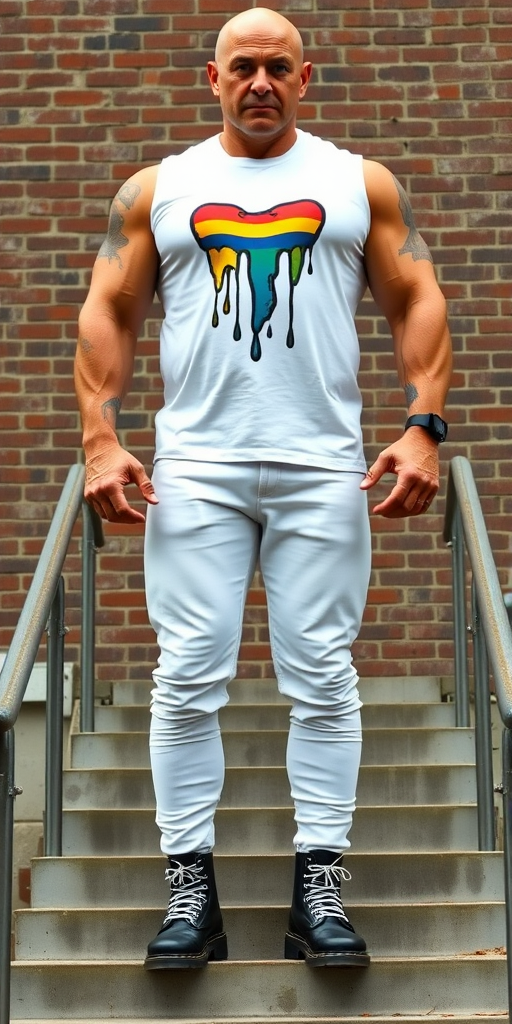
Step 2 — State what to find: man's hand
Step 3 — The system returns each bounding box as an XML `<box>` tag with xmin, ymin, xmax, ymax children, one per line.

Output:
<box><xmin>360</xmin><ymin>427</ymin><xmax>440</xmax><ymax>518</ymax></box>
<box><xmin>85</xmin><ymin>445</ymin><xmax>158</xmax><ymax>524</ymax></box>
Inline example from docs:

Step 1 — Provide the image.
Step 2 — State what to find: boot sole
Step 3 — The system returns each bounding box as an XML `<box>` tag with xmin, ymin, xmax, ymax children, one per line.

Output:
<box><xmin>144</xmin><ymin>932</ymin><xmax>228</xmax><ymax>970</ymax></box>
<box><xmin>284</xmin><ymin>932</ymin><xmax>370</xmax><ymax>968</ymax></box>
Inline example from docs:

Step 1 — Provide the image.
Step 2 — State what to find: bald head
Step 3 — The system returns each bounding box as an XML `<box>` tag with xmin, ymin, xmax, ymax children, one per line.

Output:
<box><xmin>215</xmin><ymin>8</ymin><xmax>304</xmax><ymax>64</ymax></box>
<box><xmin>207</xmin><ymin>6</ymin><xmax>312</xmax><ymax>158</ymax></box>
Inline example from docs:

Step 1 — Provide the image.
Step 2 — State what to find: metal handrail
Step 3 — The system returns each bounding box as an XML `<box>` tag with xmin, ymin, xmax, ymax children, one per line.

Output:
<box><xmin>0</xmin><ymin>464</ymin><xmax>104</xmax><ymax>1024</ymax></box>
<box><xmin>443</xmin><ymin>454</ymin><xmax>512</xmax><ymax>1013</ymax></box>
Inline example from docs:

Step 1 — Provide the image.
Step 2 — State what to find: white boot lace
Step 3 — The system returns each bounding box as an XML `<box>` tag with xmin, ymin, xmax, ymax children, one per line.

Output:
<box><xmin>163</xmin><ymin>859</ymin><xmax>208</xmax><ymax>926</ymax></box>
<box><xmin>304</xmin><ymin>855</ymin><xmax>352</xmax><ymax>923</ymax></box>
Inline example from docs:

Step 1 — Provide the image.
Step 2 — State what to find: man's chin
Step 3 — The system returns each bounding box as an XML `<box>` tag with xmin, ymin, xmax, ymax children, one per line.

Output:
<box><xmin>240</xmin><ymin>114</ymin><xmax>282</xmax><ymax>137</ymax></box>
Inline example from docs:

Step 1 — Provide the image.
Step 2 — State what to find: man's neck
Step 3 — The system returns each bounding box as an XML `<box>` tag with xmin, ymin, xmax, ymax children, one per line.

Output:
<box><xmin>219</xmin><ymin>126</ymin><xmax>298</xmax><ymax>159</ymax></box>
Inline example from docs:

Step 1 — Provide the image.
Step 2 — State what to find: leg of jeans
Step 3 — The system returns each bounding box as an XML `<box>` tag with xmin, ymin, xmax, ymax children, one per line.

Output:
<box><xmin>259</xmin><ymin>466</ymin><xmax>371</xmax><ymax>852</ymax></box>
<box><xmin>144</xmin><ymin>460</ymin><xmax>260</xmax><ymax>855</ymax></box>
<box><xmin>286</xmin><ymin>705</ymin><xmax>362</xmax><ymax>852</ymax></box>
<box><xmin>149</xmin><ymin>710</ymin><xmax>224</xmax><ymax>855</ymax></box>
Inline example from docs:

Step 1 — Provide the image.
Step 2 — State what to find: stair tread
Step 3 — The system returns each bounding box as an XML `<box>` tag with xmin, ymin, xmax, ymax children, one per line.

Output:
<box><xmin>63</xmin><ymin>800</ymin><xmax>477</xmax><ymax>809</ymax></box>
<box><xmin>59</xmin><ymin>805</ymin><xmax>481</xmax><ymax>855</ymax></box>
<box><xmin>93</xmin><ymin>702</ymin><xmax>457</xmax><ymax>730</ymax></box>
<box><xmin>11</xmin><ymin>954</ymin><xmax>508</xmax><ymax>964</ymax></box>
<box><xmin>70</xmin><ymin>728</ymin><xmax>476</xmax><ymax>768</ymax></box>
<box><xmin>77</xmin><ymin>726</ymin><xmax>473</xmax><ymax>734</ymax></box>
<box><xmin>62</xmin><ymin>764</ymin><xmax>477</xmax><ymax>809</ymax></box>
<box><xmin>17</xmin><ymin>900</ymin><xmax>505</xmax><ymax>909</ymax></box>
<box><xmin>11</xmin><ymin>1019</ymin><xmax>510</xmax><ymax>1024</ymax></box>
<box><xmin>30</xmin><ymin>850</ymin><xmax>504</xmax><ymax>907</ymax></box>
<box><xmin>14</xmin><ymin>902</ymin><xmax>506</xmax><ymax>961</ymax></box>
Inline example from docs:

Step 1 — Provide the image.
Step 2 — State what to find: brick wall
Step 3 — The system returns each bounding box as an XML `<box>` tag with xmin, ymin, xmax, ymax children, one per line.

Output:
<box><xmin>1</xmin><ymin>0</ymin><xmax>511</xmax><ymax>688</ymax></box>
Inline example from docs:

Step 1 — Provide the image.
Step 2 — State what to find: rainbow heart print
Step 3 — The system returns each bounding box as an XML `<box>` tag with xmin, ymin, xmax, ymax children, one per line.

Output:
<box><xmin>190</xmin><ymin>199</ymin><xmax>325</xmax><ymax>361</ymax></box>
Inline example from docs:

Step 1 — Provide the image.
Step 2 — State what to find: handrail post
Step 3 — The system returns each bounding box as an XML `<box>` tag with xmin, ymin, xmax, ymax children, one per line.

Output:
<box><xmin>471</xmin><ymin>580</ymin><xmax>496</xmax><ymax>850</ymax></box>
<box><xmin>501</xmin><ymin>728</ymin><xmax>512</xmax><ymax>1011</ymax></box>
<box><xmin>450</xmin><ymin>503</ymin><xmax>471</xmax><ymax>727</ymax></box>
<box><xmin>44</xmin><ymin>577</ymin><xmax>66</xmax><ymax>857</ymax></box>
<box><xmin>80</xmin><ymin>502</ymin><xmax>97</xmax><ymax>734</ymax></box>
<box><xmin>0</xmin><ymin>730</ymin><xmax>15</xmax><ymax>1024</ymax></box>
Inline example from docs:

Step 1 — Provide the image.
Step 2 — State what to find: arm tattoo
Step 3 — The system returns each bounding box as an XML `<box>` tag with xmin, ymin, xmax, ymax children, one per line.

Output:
<box><xmin>404</xmin><ymin>382</ymin><xmax>418</xmax><ymax>408</ymax></box>
<box><xmin>117</xmin><ymin>183</ymin><xmax>141</xmax><ymax>210</ymax></box>
<box><xmin>98</xmin><ymin>206</ymin><xmax>129</xmax><ymax>267</ymax></box>
<box><xmin>79</xmin><ymin>334</ymin><xmax>93</xmax><ymax>353</ymax></box>
<box><xmin>393</xmin><ymin>176</ymin><xmax>433</xmax><ymax>264</ymax></box>
<box><xmin>101</xmin><ymin>396</ymin><xmax>121</xmax><ymax>428</ymax></box>
<box><xmin>97</xmin><ymin>184</ymin><xmax>142</xmax><ymax>268</ymax></box>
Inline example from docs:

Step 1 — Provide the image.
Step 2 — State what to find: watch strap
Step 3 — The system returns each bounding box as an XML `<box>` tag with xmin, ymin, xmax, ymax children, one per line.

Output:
<box><xmin>404</xmin><ymin>413</ymin><xmax>448</xmax><ymax>443</ymax></box>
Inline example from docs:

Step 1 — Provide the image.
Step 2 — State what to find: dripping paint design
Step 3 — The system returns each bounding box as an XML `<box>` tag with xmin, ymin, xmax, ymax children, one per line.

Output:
<box><xmin>190</xmin><ymin>200</ymin><xmax>326</xmax><ymax>361</ymax></box>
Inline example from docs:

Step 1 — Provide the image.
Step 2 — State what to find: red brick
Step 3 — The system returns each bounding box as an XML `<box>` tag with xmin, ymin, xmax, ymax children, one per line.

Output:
<box><xmin>58</xmin><ymin>54</ymin><xmax>110</xmax><ymax>71</ymax></box>
<box><xmin>54</xmin><ymin>89</ymin><xmax>107</xmax><ymax>106</ymax></box>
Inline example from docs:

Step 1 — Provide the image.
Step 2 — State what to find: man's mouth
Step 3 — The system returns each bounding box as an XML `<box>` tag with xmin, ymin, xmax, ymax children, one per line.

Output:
<box><xmin>245</xmin><ymin>108</ymin><xmax>278</xmax><ymax>117</ymax></box>
<box><xmin>244</xmin><ymin>102</ymin><xmax>278</xmax><ymax>111</ymax></box>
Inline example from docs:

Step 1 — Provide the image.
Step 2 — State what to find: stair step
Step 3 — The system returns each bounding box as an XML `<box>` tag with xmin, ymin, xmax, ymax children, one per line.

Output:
<box><xmin>13</xmin><ymin>669</ymin><xmax>503</xmax><ymax>1024</ymax></box>
<box><xmin>14</xmin><ymin>902</ymin><xmax>506</xmax><ymax>960</ymax></box>
<box><xmin>12</xmin><ymin>1019</ymin><xmax>511</xmax><ymax>1024</ymax></box>
<box><xmin>30</xmin><ymin>852</ymin><xmax>505</xmax><ymax>909</ymax></box>
<box><xmin>10</xmin><ymin>957</ymin><xmax>508</xmax><ymax>1018</ymax></box>
<box><xmin>62</xmin><ymin>763</ymin><xmax>477</xmax><ymax>809</ymax></box>
<box><xmin>70</xmin><ymin>727</ymin><xmax>475</xmax><ymax>769</ymax></box>
<box><xmin>93</xmin><ymin>702</ymin><xmax>456</xmax><ymax>732</ymax></box>
<box><xmin>111</xmin><ymin>675</ymin><xmax>443</xmax><ymax>706</ymax></box>
<box><xmin>60</xmin><ymin>806</ymin><xmax>480</xmax><ymax>855</ymax></box>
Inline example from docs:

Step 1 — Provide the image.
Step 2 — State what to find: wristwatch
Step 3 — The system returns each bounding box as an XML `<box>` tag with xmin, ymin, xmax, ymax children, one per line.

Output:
<box><xmin>404</xmin><ymin>413</ymin><xmax>448</xmax><ymax>443</ymax></box>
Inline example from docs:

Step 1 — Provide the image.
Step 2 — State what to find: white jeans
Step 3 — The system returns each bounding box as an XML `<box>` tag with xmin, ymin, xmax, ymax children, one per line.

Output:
<box><xmin>145</xmin><ymin>460</ymin><xmax>372</xmax><ymax>856</ymax></box>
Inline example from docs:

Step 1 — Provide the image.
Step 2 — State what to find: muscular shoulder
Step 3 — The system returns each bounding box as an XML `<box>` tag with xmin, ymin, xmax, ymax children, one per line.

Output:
<box><xmin>362</xmin><ymin>160</ymin><xmax>426</xmax><ymax>240</ymax></box>
<box><xmin>108</xmin><ymin>165</ymin><xmax>159</xmax><ymax>228</ymax></box>
<box><xmin>362</xmin><ymin>158</ymin><xmax>433</xmax><ymax>265</ymax></box>
<box><xmin>95</xmin><ymin>165</ymin><xmax>161</xmax><ymax>275</ymax></box>
<box><xmin>362</xmin><ymin>159</ymin><xmax>401</xmax><ymax>221</ymax></box>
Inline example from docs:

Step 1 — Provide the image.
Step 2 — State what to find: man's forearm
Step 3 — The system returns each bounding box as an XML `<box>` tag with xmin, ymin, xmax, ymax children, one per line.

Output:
<box><xmin>75</xmin><ymin>310</ymin><xmax>136</xmax><ymax>457</ymax></box>
<box><xmin>393</xmin><ymin>293</ymin><xmax>452</xmax><ymax>416</ymax></box>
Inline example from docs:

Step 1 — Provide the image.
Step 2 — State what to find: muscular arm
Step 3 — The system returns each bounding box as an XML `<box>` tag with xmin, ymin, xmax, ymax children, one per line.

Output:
<box><xmin>74</xmin><ymin>166</ymin><xmax>160</xmax><ymax>522</ymax></box>
<box><xmin>360</xmin><ymin>161</ymin><xmax>452</xmax><ymax>517</ymax></box>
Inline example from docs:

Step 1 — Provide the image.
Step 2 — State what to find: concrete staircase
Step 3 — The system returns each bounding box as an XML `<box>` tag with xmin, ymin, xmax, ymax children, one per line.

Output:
<box><xmin>10</xmin><ymin>675</ymin><xmax>508</xmax><ymax>1023</ymax></box>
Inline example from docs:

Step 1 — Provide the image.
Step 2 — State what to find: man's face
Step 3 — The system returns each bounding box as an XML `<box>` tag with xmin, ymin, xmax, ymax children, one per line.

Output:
<box><xmin>207</xmin><ymin>20</ymin><xmax>312</xmax><ymax>155</ymax></box>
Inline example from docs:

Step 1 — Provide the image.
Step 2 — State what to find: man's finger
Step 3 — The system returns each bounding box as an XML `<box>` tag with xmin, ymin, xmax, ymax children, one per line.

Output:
<box><xmin>128</xmin><ymin>462</ymin><xmax>159</xmax><ymax>506</ymax></box>
<box><xmin>360</xmin><ymin>454</ymin><xmax>392</xmax><ymax>491</ymax></box>
<box><xmin>138</xmin><ymin>476</ymin><xmax>159</xmax><ymax>505</ymax></box>
<box><xmin>109</xmin><ymin>486</ymin><xmax>149</xmax><ymax>523</ymax></box>
<box><xmin>89</xmin><ymin>484</ymin><xmax>147</xmax><ymax>524</ymax></box>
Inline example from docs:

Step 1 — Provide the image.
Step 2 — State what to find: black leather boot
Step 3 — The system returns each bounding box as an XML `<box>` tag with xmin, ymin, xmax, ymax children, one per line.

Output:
<box><xmin>144</xmin><ymin>850</ymin><xmax>228</xmax><ymax>969</ymax></box>
<box><xmin>284</xmin><ymin>848</ymin><xmax>370</xmax><ymax>966</ymax></box>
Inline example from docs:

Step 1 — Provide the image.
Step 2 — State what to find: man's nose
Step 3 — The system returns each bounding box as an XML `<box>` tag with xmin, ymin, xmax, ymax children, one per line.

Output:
<box><xmin>250</xmin><ymin>67</ymin><xmax>272</xmax><ymax>94</ymax></box>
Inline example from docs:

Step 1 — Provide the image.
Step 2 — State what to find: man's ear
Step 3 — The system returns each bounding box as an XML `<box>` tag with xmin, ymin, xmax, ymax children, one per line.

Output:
<box><xmin>207</xmin><ymin>61</ymin><xmax>220</xmax><ymax>97</ymax></box>
<box><xmin>299</xmin><ymin>62</ymin><xmax>313</xmax><ymax>99</ymax></box>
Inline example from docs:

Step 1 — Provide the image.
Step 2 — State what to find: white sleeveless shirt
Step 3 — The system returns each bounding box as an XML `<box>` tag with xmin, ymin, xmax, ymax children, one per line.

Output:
<box><xmin>150</xmin><ymin>129</ymin><xmax>370</xmax><ymax>472</ymax></box>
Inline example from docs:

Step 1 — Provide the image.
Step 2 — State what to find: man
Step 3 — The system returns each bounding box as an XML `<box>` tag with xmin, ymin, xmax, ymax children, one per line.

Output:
<box><xmin>75</xmin><ymin>7</ymin><xmax>452</xmax><ymax>971</ymax></box>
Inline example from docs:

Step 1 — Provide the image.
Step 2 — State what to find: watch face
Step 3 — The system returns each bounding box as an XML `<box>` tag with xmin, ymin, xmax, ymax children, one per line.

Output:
<box><xmin>431</xmin><ymin>415</ymin><xmax>448</xmax><ymax>442</ymax></box>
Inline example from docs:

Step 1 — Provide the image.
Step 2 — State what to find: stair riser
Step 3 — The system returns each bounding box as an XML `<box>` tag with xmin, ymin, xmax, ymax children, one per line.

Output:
<box><xmin>62</xmin><ymin>765</ymin><xmax>477</xmax><ymax>809</ymax></box>
<box><xmin>15</xmin><ymin>904</ymin><xmax>506</xmax><ymax>960</ymax></box>
<box><xmin>112</xmin><ymin>676</ymin><xmax>443</xmax><ymax>707</ymax></box>
<box><xmin>60</xmin><ymin>807</ymin><xmax>479</xmax><ymax>856</ymax></box>
<box><xmin>10</xmin><ymin>1018</ymin><xmax>511</xmax><ymax>1024</ymax></box>
<box><xmin>71</xmin><ymin>729</ymin><xmax>475</xmax><ymax>769</ymax></box>
<box><xmin>30</xmin><ymin>852</ymin><xmax>506</xmax><ymax>909</ymax></box>
<box><xmin>94</xmin><ymin>704</ymin><xmax>456</xmax><ymax>732</ymax></box>
<box><xmin>10</xmin><ymin>959</ymin><xmax>508</xmax><ymax>1018</ymax></box>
